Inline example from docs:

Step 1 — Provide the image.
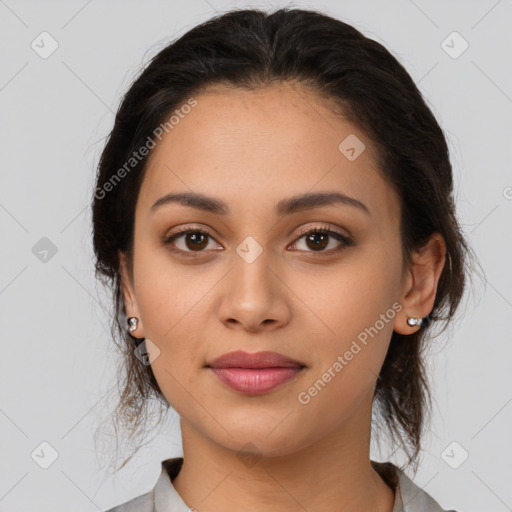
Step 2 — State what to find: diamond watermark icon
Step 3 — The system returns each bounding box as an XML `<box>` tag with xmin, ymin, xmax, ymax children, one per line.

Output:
<box><xmin>338</xmin><ymin>134</ymin><xmax>366</xmax><ymax>161</ymax></box>
<box><xmin>31</xmin><ymin>441</ymin><xmax>59</xmax><ymax>469</ymax></box>
<box><xmin>237</xmin><ymin>442</ymin><xmax>262</xmax><ymax>468</ymax></box>
<box><xmin>441</xmin><ymin>31</ymin><xmax>469</xmax><ymax>59</ymax></box>
<box><xmin>236</xmin><ymin>236</ymin><xmax>263</xmax><ymax>264</ymax></box>
<box><xmin>32</xmin><ymin>237</ymin><xmax>58</xmax><ymax>263</ymax></box>
<box><xmin>441</xmin><ymin>441</ymin><xmax>469</xmax><ymax>469</ymax></box>
<box><xmin>134</xmin><ymin>338</ymin><xmax>160</xmax><ymax>366</ymax></box>
<box><xmin>31</xmin><ymin>31</ymin><xmax>59</xmax><ymax>59</ymax></box>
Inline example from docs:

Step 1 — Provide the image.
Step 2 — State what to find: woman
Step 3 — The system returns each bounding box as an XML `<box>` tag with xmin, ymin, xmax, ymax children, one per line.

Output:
<box><xmin>94</xmin><ymin>7</ymin><xmax>473</xmax><ymax>511</ymax></box>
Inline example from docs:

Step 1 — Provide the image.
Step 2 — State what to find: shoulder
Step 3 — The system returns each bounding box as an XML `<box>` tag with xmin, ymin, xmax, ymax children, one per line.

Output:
<box><xmin>390</xmin><ymin>462</ymin><xmax>460</xmax><ymax>512</ymax></box>
<box><xmin>102</xmin><ymin>457</ymin><xmax>185</xmax><ymax>512</ymax></box>
<box><xmin>371</xmin><ymin>460</ymin><xmax>459</xmax><ymax>512</ymax></box>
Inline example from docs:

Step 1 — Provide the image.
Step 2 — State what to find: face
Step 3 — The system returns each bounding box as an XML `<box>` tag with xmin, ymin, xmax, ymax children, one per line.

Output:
<box><xmin>120</xmin><ymin>82</ymin><xmax>410</xmax><ymax>458</ymax></box>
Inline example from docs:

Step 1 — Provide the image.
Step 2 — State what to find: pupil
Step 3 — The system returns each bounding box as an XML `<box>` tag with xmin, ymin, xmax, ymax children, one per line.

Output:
<box><xmin>307</xmin><ymin>233</ymin><xmax>328</xmax><ymax>250</ymax></box>
<box><xmin>187</xmin><ymin>233</ymin><xmax>208</xmax><ymax>250</ymax></box>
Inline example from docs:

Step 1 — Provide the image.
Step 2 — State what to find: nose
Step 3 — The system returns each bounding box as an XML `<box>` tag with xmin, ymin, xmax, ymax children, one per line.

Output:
<box><xmin>217</xmin><ymin>252</ymin><xmax>292</xmax><ymax>333</ymax></box>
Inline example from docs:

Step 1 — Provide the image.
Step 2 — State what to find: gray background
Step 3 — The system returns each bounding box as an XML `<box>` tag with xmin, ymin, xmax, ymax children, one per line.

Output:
<box><xmin>1</xmin><ymin>0</ymin><xmax>511</xmax><ymax>511</ymax></box>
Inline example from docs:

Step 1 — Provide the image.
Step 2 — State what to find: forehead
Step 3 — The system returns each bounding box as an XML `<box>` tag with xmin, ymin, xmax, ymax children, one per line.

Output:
<box><xmin>138</xmin><ymin>82</ymin><xmax>400</xmax><ymax>224</ymax></box>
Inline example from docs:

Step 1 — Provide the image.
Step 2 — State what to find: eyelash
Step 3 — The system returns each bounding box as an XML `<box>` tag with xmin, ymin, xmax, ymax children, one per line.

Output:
<box><xmin>163</xmin><ymin>224</ymin><xmax>353</xmax><ymax>257</ymax></box>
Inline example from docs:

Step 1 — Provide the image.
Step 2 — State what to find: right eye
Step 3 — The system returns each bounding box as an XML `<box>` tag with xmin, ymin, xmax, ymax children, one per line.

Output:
<box><xmin>163</xmin><ymin>227</ymin><xmax>223</xmax><ymax>255</ymax></box>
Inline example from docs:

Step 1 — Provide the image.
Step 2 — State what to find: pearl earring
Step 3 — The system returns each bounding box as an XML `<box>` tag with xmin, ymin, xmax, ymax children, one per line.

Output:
<box><xmin>407</xmin><ymin>317</ymin><xmax>423</xmax><ymax>328</ymax></box>
<box><xmin>128</xmin><ymin>317</ymin><xmax>138</xmax><ymax>333</ymax></box>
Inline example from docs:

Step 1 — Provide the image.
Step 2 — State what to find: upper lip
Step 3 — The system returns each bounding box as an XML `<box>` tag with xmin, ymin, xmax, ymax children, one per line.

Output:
<box><xmin>207</xmin><ymin>350</ymin><xmax>306</xmax><ymax>369</ymax></box>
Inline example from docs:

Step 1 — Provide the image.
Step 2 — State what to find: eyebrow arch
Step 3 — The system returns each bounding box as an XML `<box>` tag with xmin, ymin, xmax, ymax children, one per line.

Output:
<box><xmin>276</xmin><ymin>191</ymin><xmax>369</xmax><ymax>216</ymax></box>
<box><xmin>150</xmin><ymin>191</ymin><xmax>370</xmax><ymax>216</ymax></box>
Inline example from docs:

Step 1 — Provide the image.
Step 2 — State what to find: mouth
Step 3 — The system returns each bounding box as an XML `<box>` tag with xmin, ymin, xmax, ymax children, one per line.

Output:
<box><xmin>205</xmin><ymin>351</ymin><xmax>306</xmax><ymax>395</ymax></box>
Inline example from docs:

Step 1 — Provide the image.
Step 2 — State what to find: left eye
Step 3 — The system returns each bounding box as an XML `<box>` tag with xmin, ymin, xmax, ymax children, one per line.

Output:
<box><xmin>290</xmin><ymin>228</ymin><xmax>353</xmax><ymax>253</ymax></box>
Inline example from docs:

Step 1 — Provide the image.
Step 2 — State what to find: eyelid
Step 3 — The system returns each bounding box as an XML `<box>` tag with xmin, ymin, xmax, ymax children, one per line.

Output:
<box><xmin>165</xmin><ymin>224</ymin><xmax>213</xmax><ymax>237</ymax></box>
<box><xmin>292</xmin><ymin>222</ymin><xmax>351</xmax><ymax>240</ymax></box>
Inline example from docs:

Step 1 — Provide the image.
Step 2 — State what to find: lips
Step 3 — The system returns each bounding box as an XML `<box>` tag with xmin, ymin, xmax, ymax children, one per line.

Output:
<box><xmin>207</xmin><ymin>350</ymin><xmax>306</xmax><ymax>369</ymax></box>
<box><xmin>206</xmin><ymin>351</ymin><xmax>306</xmax><ymax>395</ymax></box>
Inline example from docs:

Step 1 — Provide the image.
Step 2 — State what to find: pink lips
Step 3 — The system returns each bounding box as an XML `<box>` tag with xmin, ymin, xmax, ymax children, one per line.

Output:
<box><xmin>206</xmin><ymin>350</ymin><xmax>306</xmax><ymax>395</ymax></box>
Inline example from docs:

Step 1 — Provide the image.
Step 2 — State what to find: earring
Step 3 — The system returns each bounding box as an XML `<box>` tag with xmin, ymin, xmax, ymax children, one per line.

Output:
<box><xmin>407</xmin><ymin>317</ymin><xmax>423</xmax><ymax>328</ymax></box>
<box><xmin>128</xmin><ymin>317</ymin><xmax>138</xmax><ymax>333</ymax></box>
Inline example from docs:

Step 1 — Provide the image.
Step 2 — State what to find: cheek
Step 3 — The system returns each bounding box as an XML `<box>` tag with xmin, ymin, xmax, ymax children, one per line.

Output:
<box><xmin>291</xmin><ymin>250</ymin><xmax>401</xmax><ymax>398</ymax></box>
<box><xmin>131</xmin><ymin>248</ymin><xmax>219</xmax><ymax>398</ymax></box>
<box><xmin>292</xmin><ymin>249</ymin><xmax>401</xmax><ymax>346</ymax></box>
<box><xmin>134</xmin><ymin>264</ymin><xmax>209</xmax><ymax>410</ymax></box>
<box><xmin>133</xmin><ymin>243</ymin><xmax>213</xmax><ymax>339</ymax></box>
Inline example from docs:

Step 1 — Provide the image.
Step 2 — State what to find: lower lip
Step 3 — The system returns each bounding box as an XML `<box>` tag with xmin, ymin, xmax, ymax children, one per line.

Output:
<box><xmin>209</xmin><ymin>367</ymin><xmax>304</xmax><ymax>395</ymax></box>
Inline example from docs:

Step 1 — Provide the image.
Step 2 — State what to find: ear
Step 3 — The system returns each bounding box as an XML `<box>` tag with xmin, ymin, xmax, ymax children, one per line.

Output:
<box><xmin>393</xmin><ymin>233</ymin><xmax>446</xmax><ymax>335</ymax></box>
<box><xmin>118</xmin><ymin>250</ymin><xmax>144</xmax><ymax>338</ymax></box>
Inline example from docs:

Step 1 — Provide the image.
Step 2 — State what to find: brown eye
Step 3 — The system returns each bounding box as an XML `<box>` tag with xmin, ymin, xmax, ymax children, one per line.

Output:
<box><xmin>291</xmin><ymin>228</ymin><xmax>353</xmax><ymax>253</ymax></box>
<box><xmin>184</xmin><ymin>232</ymin><xmax>208</xmax><ymax>251</ymax></box>
<box><xmin>164</xmin><ymin>229</ymin><xmax>222</xmax><ymax>254</ymax></box>
<box><xmin>305</xmin><ymin>231</ymin><xmax>329</xmax><ymax>251</ymax></box>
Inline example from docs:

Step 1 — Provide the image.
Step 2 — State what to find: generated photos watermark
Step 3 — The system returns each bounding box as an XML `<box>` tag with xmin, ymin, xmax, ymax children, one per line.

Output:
<box><xmin>94</xmin><ymin>97</ymin><xmax>198</xmax><ymax>200</ymax></box>
<box><xmin>297</xmin><ymin>301</ymin><xmax>403</xmax><ymax>405</ymax></box>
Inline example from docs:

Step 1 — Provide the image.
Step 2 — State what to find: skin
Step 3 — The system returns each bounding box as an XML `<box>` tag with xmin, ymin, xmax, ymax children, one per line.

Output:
<box><xmin>119</xmin><ymin>81</ymin><xmax>446</xmax><ymax>512</ymax></box>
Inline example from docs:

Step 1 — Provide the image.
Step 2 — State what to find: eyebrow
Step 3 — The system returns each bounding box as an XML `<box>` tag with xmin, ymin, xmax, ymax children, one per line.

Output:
<box><xmin>150</xmin><ymin>191</ymin><xmax>370</xmax><ymax>216</ymax></box>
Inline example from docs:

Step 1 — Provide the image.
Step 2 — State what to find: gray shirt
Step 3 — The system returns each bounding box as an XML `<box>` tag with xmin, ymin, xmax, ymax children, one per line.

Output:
<box><xmin>104</xmin><ymin>457</ymin><xmax>458</xmax><ymax>512</ymax></box>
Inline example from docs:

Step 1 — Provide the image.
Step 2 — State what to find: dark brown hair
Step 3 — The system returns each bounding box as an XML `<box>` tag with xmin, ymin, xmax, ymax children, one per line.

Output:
<box><xmin>92</xmin><ymin>7</ymin><xmax>479</xmax><ymax>474</ymax></box>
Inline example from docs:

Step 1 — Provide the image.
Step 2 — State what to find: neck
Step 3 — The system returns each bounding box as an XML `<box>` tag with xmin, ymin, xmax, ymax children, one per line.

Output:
<box><xmin>171</xmin><ymin>390</ymin><xmax>395</xmax><ymax>512</ymax></box>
